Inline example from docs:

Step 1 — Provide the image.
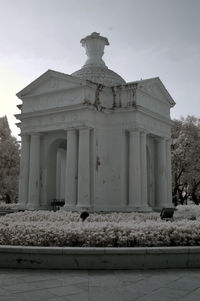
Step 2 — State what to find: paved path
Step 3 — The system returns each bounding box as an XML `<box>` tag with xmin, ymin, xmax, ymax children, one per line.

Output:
<box><xmin>0</xmin><ymin>268</ymin><xmax>199</xmax><ymax>300</ymax></box>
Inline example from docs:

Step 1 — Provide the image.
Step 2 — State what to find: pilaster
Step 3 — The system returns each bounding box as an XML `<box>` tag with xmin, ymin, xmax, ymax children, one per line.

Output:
<box><xmin>27</xmin><ymin>133</ymin><xmax>41</xmax><ymax>210</ymax></box>
<box><xmin>56</xmin><ymin>149</ymin><xmax>62</xmax><ymax>199</ymax></box>
<box><xmin>59</xmin><ymin>149</ymin><xmax>66</xmax><ymax>199</ymax></box>
<box><xmin>129</xmin><ymin>129</ymin><xmax>141</xmax><ymax>208</ymax></box>
<box><xmin>18</xmin><ymin>134</ymin><xmax>30</xmax><ymax>209</ymax></box>
<box><xmin>140</xmin><ymin>131</ymin><xmax>150</xmax><ymax>210</ymax></box>
<box><xmin>64</xmin><ymin>129</ymin><xmax>78</xmax><ymax>210</ymax></box>
<box><xmin>77</xmin><ymin>127</ymin><xmax>91</xmax><ymax>209</ymax></box>
<box><xmin>155</xmin><ymin>137</ymin><xmax>167</xmax><ymax>208</ymax></box>
<box><xmin>166</xmin><ymin>138</ymin><xmax>173</xmax><ymax>206</ymax></box>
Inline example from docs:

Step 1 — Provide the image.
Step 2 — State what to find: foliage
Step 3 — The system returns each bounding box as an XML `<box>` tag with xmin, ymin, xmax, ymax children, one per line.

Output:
<box><xmin>0</xmin><ymin>206</ymin><xmax>200</xmax><ymax>247</ymax></box>
<box><xmin>171</xmin><ymin>116</ymin><xmax>200</xmax><ymax>205</ymax></box>
<box><xmin>0</xmin><ymin>202</ymin><xmax>16</xmax><ymax>211</ymax></box>
<box><xmin>0</xmin><ymin>116</ymin><xmax>20</xmax><ymax>202</ymax></box>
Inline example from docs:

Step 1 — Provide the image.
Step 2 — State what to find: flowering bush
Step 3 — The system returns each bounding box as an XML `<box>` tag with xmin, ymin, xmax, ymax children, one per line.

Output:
<box><xmin>0</xmin><ymin>202</ymin><xmax>16</xmax><ymax>211</ymax></box>
<box><xmin>0</xmin><ymin>205</ymin><xmax>200</xmax><ymax>247</ymax></box>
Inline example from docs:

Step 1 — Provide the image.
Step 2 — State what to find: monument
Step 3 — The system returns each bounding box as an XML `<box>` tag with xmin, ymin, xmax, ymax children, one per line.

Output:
<box><xmin>16</xmin><ymin>32</ymin><xmax>175</xmax><ymax>212</ymax></box>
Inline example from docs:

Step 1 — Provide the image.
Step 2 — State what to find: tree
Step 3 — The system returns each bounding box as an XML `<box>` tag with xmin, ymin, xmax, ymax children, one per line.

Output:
<box><xmin>171</xmin><ymin>116</ymin><xmax>200</xmax><ymax>205</ymax></box>
<box><xmin>0</xmin><ymin>116</ymin><xmax>20</xmax><ymax>202</ymax></box>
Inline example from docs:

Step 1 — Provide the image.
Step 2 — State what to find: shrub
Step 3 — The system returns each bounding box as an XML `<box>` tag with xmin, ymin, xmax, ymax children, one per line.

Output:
<box><xmin>0</xmin><ymin>205</ymin><xmax>200</xmax><ymax>247</ymax></box>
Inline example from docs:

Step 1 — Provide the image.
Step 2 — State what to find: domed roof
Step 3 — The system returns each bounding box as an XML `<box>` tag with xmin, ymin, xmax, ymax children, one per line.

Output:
<box><xmin>71</xmin><ymin>32</ymin><xmax>126</xmax><ymax>87</ymax></box>
<box><xmin>72</xmin><ymin>66</ymin><xmax>125</xmax><ymax>86</ymax></box>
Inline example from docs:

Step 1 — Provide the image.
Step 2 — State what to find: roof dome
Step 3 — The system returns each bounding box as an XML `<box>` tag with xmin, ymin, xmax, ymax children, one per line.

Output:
<box><xmin>71</xmin><ymin>32</ymin><xmax>126</xmax><ymax>87</ymax></box>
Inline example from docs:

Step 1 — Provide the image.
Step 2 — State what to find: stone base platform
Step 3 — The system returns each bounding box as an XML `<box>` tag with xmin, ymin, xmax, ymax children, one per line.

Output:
<box><xmin>0</xmin><ymin>246</ymin><xmax>200</xmax><ymax>270</ymax></box>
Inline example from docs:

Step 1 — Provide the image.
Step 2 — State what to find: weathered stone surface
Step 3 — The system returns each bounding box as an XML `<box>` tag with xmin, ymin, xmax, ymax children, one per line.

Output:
<box><xmin>16</xmin><ymin>33</ymin><xmax>175</xmax><ymax>212</ymax></box>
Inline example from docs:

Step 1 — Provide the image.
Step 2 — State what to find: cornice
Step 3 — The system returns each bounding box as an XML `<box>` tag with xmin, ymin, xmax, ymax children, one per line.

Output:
<box><xmin>15</xmin><ymin>103</ymin><xmax>93</xmax><ymax>120</ymax></box>
<box><xmin>19</xmin><ymin>85</ymin><xmax>85</xmax><ymax>99</ymax></box>
<box><xmin>20</xmin><ymin>121</ymin><xmax>94</xmax><ymax>135</ymax></box>
<box><xmin>101</xmin><ymin>105</ymin><xmax>172</xmax><ymax>126</ymax></box>
<box><xmin>136</xmin><ymin>105</ymin><xmax>173</xmax><ymax>126</ymax></box>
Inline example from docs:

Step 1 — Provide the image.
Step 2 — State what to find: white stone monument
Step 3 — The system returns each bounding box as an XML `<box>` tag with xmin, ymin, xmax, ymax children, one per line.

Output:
<box><xmin>16</xmin><ymin>32</ymin><xmax>175</xmax><ymax>212</ymax></box>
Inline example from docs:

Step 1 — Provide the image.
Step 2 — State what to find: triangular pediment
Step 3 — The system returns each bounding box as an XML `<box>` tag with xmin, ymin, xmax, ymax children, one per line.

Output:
<box><xmin>127</xmin><ymin>77</ymin><xmax>175</xmax><ymax>107</ymax></box>
<box><xmin>16</xmin><ymin>69</ymin><xmax>85</xmax><ymax>98</ymax></box>
<box><xmin>138</xmin><ymin>77</ymin><xmax>175</xmax><ymax>107</ymax></box>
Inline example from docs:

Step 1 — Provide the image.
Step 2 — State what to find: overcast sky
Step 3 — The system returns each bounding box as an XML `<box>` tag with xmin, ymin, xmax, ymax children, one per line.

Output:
<box><xmin>0</xmin><ymin>0</ymin><xmax>200</xmax><ymax>138</ymax></box>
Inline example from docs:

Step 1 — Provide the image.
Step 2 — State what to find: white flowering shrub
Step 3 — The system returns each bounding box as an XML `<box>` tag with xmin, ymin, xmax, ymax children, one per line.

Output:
<box><xmin>0</xmin><ymin>205</ymin><xmax>200</xmax><ymax>247</ymax></box>
<box><xmin>0</xmin><ymin>202</ymin><xmax>16</xmax><ymax>211</ymax></box>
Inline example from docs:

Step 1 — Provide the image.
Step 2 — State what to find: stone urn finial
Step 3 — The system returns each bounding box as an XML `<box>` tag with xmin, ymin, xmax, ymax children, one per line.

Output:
<box><xmin>80</xmin><ymin>32</ymin><xmax>109</xmax><ymax>68</ymax></box>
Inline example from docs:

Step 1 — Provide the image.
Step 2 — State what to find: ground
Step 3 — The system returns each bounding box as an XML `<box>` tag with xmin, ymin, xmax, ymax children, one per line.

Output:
<box><xmin>1</xmin><ymin>268</ymin><xmax>200</xmax><ymax>300</ymax></box>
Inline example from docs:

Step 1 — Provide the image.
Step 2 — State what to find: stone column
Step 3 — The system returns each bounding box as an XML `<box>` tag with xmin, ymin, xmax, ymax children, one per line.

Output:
<box><xmin>156</xmin><ymin>137</ymin><xmax>167</xmax><ymax>208</ymax></box>
<box><xmin>27</xmin><ymin>133</ymin><xmax>41</xmax><ymax>210</ymax></box>
<box><xmin>166</xmin><ymin>138</ymin><xmax>173</xmax><ymax>206</ymax></box>
<box><xmin>64</xmin><ymin>129</ymin><xmax>78</xmax><ymax>209</ymax></box>
<box><xmin>59</xmin><ymin>149</ymin><xmax>66</xmax><ymax>199</ymax></box>
<box><xmin>18</xmin><ymin>134</ymin><xmax>30</xmax><ymax>209</ymax></box>
<box><xmin>77</xmin><ymin>128</ymin><xmax>90</xmax><ymax>209</ymax></box>
<box><xmin>140</xmin><ymin>131</ymin><xmax>150</xmax><ymax>210</ymax></box>
<box><xmin>56</xmin><ymin>149</ymin><xmax>62</xmax><ymax>199</ymax></box>
<box><xmin>129</xmin><ymin>130</ymin><xmax>141</xmax><ymax>208</ymax></box>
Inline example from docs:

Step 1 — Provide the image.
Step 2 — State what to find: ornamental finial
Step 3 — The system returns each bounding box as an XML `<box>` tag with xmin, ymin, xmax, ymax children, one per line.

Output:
<box><xmin>80</xmin><ymin>32</ymin><xmax>109</xmax><ymax>68</ymax></box>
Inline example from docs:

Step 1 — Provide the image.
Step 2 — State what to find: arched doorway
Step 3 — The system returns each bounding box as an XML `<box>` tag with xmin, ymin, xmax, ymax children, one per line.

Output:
<box><xmin>46</xmin><ymin>139</ymin><xmax>67</xmax><ymax>203</ymax></box>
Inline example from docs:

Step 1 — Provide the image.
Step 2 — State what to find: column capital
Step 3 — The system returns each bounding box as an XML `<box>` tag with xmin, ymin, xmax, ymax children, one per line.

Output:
<box><xmin>29</xmin><ymin>132</ymin><xmax>43</xmax><ymax>137</ymax></box>
<box><xmin>129</xmin><ymin>129</ymin><xmax>140</xmax><ymax>136</ymax></box>
<box><xmin>65</xmin><ymin>128</ymin><xmax>77</xmax><ymax>137</ymax></box>
<box><xmin>154</xmin><ymin>136</ymin><xmax>166</xmax><ymax>143</ymax></box>
<box><xmin>65</xmin><ymin>127</ymin><xmax>77</xmax><ymax>132</ymax></box>
<box><xmin>78</xmin><ymin>126</ymin><xmax>93</xmax><ymax>131</ymax></box>
<box><xmin>20</xmin><ymin>133</ymin><xmax>29</xmax><ymax>137</ymax></box>
<box><xmin>129</xmin><ymin>128</ymin><xmax>148</xmax><ymax>135</ymax></box>
<box><xmin>140</xmin><ymin>131</ymin><xmax>148</xmax><ymax>137</ymax></box>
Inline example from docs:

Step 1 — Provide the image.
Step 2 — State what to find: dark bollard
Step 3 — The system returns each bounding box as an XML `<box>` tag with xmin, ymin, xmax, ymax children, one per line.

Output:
<box><xmin>160</xmin><ymin>208</ymin><xmax>175</xmax><ymax>220</ymax></box>
<box><xmin>80</xmin><ymin>211</ymin><xmax>89</xmax><ymax>222</ymax></box>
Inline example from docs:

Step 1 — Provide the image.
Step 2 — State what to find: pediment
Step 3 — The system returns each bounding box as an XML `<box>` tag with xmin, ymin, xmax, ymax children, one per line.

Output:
<box><xmin>16</xmin><ymin>70</ymin><xmax>85</xmax><ymax>98</ymax></box>
<box><xmin>137</xmin><ymin>77</ymin><xmax>175</xmax><ymax>107</ymax></box>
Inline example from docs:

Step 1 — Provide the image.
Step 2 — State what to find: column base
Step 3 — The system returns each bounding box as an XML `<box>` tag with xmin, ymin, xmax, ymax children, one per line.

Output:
<box><xmin>26</xmin><ymin>203</ymin><xmax>40</xmax><ymax>210</ymax></box>
<box><xmin>130</xmin><ymin>206</ymin><xmax>152</xmax><ymax>212</ymax></box>
<box><xmin>15</xmin><ymin>203</ymin><xmax>27</xmax><ymax>211</ymax></box>
<box><xmin>62</xmin><ymin>204</ymin><xmax>77</xmax><ymax>211</ymax></box>
<box><xmin>76</xmin><ymin>205</ymin><xmax>91</xmax><ymax>212</ymax></box>
<box><xmin>153</xmin><ymin>205</ymin><xmax>175</xmax><ymax>212</ymax></box>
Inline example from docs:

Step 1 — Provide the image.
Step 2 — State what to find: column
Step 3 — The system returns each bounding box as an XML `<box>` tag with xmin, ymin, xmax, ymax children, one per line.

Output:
<box><xmin>166</xmin><ymin>138</ymin><xmax>173</xmax><ymax>206</ymax></box>
<box><xmin>129</xmin><ymin>130</ymin><xmax>141</xmax><ymax>207</ymax></box>
<box><xmin>18</xmin><ymin>134</ymin><xmax>30</xmax><ymax>209</ymax></box>
<box><xmin>27</xmin><ymin>133</ymin><xmax>41</xmax><ymax>210</ymax></box>
<box><xmin>77</xmin><ymin>128</ymin><xmax>90</xmax><ymax>208</ymax></box>
<box><xmin>140</xmin><ymin>131</ymin><xmax>150</xmax><ymax>209</ymax></box>
<box><xmin>60</xmin><ymin>149</ymin><xmax>66</xmax><ymax>199</ymax></box>
<box><xmin>156</xmin><ymin>137</ymin><xmax>167</xmax><ymax>208</ymax></box>
<box><xmin>56</xmin><ymin>149</ymin><xmax>62</xmax><ymax>198</ymax></box>
<box><xmin>64</xmin><ymin>129</ymin><xmax>78</xmax><ymax>209</ymax></box>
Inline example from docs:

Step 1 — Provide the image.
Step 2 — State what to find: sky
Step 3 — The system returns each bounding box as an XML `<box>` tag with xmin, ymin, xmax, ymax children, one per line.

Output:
<box><xmin>0</xmin><ymin>0</ymin><xmax>200</xmax><ymax>139</ymax></box>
